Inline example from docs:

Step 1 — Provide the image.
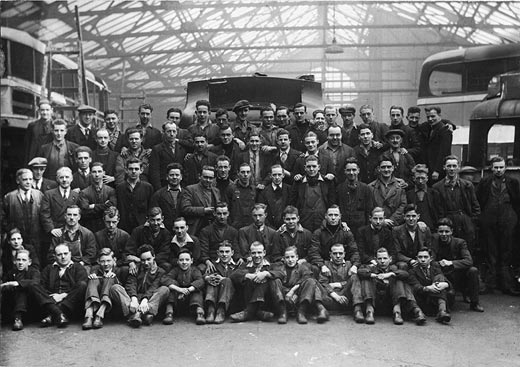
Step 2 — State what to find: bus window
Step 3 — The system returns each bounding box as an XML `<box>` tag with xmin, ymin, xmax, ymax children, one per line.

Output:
<box><xmin>429</xmin><ymin>63</ymin><xmax>462</xmax><ymax>96</ymax></box>
<box><xmin>467</xmin><ymin>58</ymin><xmax>520</xmax><ymax>93</ymax></box>
<box><xmin>12</xmin><ymin>89</ymin><xmax>36</xmax><ymax>116</ymax></box>
<box><xmin>488</xmin><ymin>124</ymin><xmax>515</xmax><ymax>161</ymax></box>
<box><xmin>11</xmin><ymin>41</ymin><xmax>35</xmax><ymax>83</ymax></box>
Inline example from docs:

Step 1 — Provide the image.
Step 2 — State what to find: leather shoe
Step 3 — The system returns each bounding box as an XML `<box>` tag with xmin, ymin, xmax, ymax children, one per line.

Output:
<box><xmin>230</xmin><ymin>310</ymin><xmax>248</xmax><ymax>322</ymax></box>
<box><xmin>196</xmin><ymin>311</ymin><xmax>206</xmax><ymax>325</ymax></box>
<box><xmin>128</xmin><ymin>313</ymin><xmax>142</xmax><ymax>328</ymax></box>
<box><xmin>57</xmin><ymin>313</ymin><xmax>69</xmax><ymax>328</ymax></box>
<box><xmin>353</xmin><ymin>310</ymin><xmax>365</xmax><ymax>324</ymax></box>
<box><xmin>316</xmin><ymin>306</ymin><xmax>329</xmax><ymax>324</ymax></box>
<box><xmin>93</xmin><ymin>316</ymin><xmax>103</xmax><ymax>329</ymax></box>
<box><xmin>393</xmin><ymin>312</ymin><xmax>404</xmax><ymax>325</ymax></box>
<box><xmin>470</xmin><ymin>303</ymin><xmax>484</xmax><ymax>312</ymax></box>
<box><xmin>82</xmin><ymin>317</ymin><xmax>93</xmax><ymax>330</ymax></box>
<box><xmin>278</xmin><ymin>306</ymin><xmax>288</xmax><ymax>324</ymax></box>
<box><xmin>365</xmin><ymin>310</ymin><xmax>375</xmax><ymax>325</ymax></box>
<box><xmin>12</xmin><ymin>318</ymin><xmax>23</xmax><ymax>331</ymax></box>
<box><xmin>256</xmin><ymin>310</ymin><xmax>274</xmax><ymax>321</ymax></box>
<box><xmin>436</xmin><ymin>310</ymin><xmax>451</xmax><ymax>323</ymax></box>
<box><xmin>214</xmin><ymin>307</ymin><xmax>226</xmax><ymax>324</ymax></box>
<box><xmin>162</xmin><ymin>312</ymin><xmax>174</xmax><ymax>325</ymax></box>
<box><xmin>40</xmin><ymin>316</ymin><xmax>53</xmax><ymax>328</ymax></box>
<box><xmin>413</xmin><ymin>309</ymin><xmax>427</xmax><ymax>325</ymax></box>
<box><xmin>142</xmin><ymin>313</ymin><xmax>154</xmax><ymax>326</ymax></box>
<box><xmin>205</xmin><ymin>305</ymin><xmax>215</xmax><ymax>324</ymax></box>
<box><xmin>296</xmin><ymin>309</ymin><xmax>307</xmax><ymax>324</ymax></box>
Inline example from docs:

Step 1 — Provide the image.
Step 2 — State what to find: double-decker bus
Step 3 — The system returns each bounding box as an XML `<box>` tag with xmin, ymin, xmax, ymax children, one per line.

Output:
<box><xmin>1</xmin><ymin>27</ymin><xmax>110</xmax><ymax>193</ymax></box>
<box><xmin>417</xmin><ymin>43</ymin><xmax>520</xmax><ymax>127</ymax></box>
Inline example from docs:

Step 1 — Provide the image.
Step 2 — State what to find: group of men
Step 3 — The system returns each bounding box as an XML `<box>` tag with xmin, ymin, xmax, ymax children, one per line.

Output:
<box><xmin>1</xmin><ymin>98</ymin><xmax>519</xmax><ymax>331</ymax></box>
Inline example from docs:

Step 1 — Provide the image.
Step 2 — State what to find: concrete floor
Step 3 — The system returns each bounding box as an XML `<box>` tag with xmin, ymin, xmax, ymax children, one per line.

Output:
<box><xmin>1</xmin><ymin>294</ymin><xmax>520</xmax><ymax>367</ymax></box>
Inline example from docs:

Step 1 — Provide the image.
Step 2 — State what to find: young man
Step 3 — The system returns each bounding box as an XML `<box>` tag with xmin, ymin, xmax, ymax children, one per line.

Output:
<box><xmin>238</xmin><ymin>204</ymin><xmax>282</xmax><ymax>263</ymax></box>
<box><xmin>357</xmin><ymin>247</ymin><xmax>426</xmax><ymax>325</ymax></box>
<box><xmin>292</xmin><ymin>131</ymin><xmax>335</xmax><ymax>182</ymax></box>
<box><xmin>214</xmin><ymin>155</ymin><xmax>236</xmax><ymax>206</ymax></box>
<box><xmin>368</xmin><ymin>157</ymin><xmax>407</xmax><ymax>226</ymax></box>
<box><xmin>277</xmin><ymin>246</ymin><xmax>329</xmax><ymax>324</ymax></box>
<box><xmin>78</xmin><ymin>161</ymin><xmax>117</xmax><ymax>232</ymax></box>
<box><xmin>387</xmin><ymin>105</ymin><xmax>421</xmax><ymax>159</ymax></box>
<box><xmin>168</xmin><ymin>216</ymin><xmax>201</xmax><ymax>269</ymax></box>
<box><xmin>150</xmin><ymin>162</ymin><xmax>183</xmax><ymax>231</ymax></box>
<box><xmin>149</xmin><ymin>121</ymin><xmax>187</xmax><ymax>191</ymax></box>
<box><xmin>180</xmin><ymin>165</ymin><xmax>221</xmax><ymax>235</ymax></box>
<box><xmin>318</xmin><ymin>125</ymin><xmax>355</xmax><ymax>182</ymax></box>
<box><xmin>183</xmin><ymin>134</ymin><xmax>217</xmax><ymax>186</ymax></box>
<box><xmin>275</xmin><ymin>106</ymin><xmax>291</xmax><ymax>129</ymax></box>
<box><xmin>408</xmin><ymin>247</ymin><xmax>451</xmax><ymax>324</ymax></box>
<box><xmin>166</xmin><ymin>107</ymin><xmax>194</xmax><ymax>150</ymax></box>
<box><xmin>406</xmin><ymin>164</ymin><xmax>437</xmax><ymax>230</ymax></box>
<box><xmin>82</xmin><ymin>248</ymin><xmax>123</xmax><ymax>330</ymax></box>
<box><xmin>231</xmin><ymin>99</ymin><xmax>257</xmax><ymax>146</ymax></box>
<box><xmin>358</xmin><ymin>104</ymin><xmax>388</xmax><ymax>146</ymax></box>
<box><xmin>28</xmin><ymin>157</ymin><xmax>57</xmax><ymax>193</ymax></box>
<box><xmin>119</xmin><ymin>128</ymin><xmax>152</xmax><ymax>182</ymax></box>
<box><xmin>109</xmin><ymin>244</ymin><xmax>169</xmax><ymax>328</ymax></box>
<box><xmin>356</xmin><ymin>207</ymin><xmax>396</xmax><ymax>265</ymax></box>
<box><xmin>353</xmin><ymin>124</ymin><xmax>385</xmax><ymax>184</ymax></box>
<box><xmin>286</xmin><ymin>102</ymin><xmax>325</xmax><ymax>152</ymax></box>
<box><xmin>209</xmin><ymin>124</ymin><xmax>242</xmax><ymax>176</ymax></box>
<box><xmin>270</xmin><ymin>129</ymin><xmax>301</xmax><ymax>184</ymax></box>
<box><xmin>203</xmin><ymin>241</ymin><xmax>237</xmax><ymax>324</ymax></box>
<box><xmin>335</xmin><ymin>158</ymin><xmax>374</xmax><ymax>235</ymax></box>
<box><xmin>66</xmin><ymin>104</ymin><xmax>97</xmax><ymax>150</ymax></box>
<box><xmin>91</xmin><ymin>128</ymin><xmax>124</xmax><ymax>186</ymax></box>
<box><xmin>431</xmin><ymin>218</ymin><xmax>484</xmax><ymax>312</ymax></box>
<box><xmin>71</xmin><ymin>146</ymin><xmax>93</xmax><ymax>190</ymax></box>
<box><xmin>36</xmin><ymin>119</ymin><xmax>79</xmax><ymax>181</ymax></box>
<box><xmin>125</xmin><ymin>207</ymin><xmax>172</xmax><ymax>273</ymax></box>
<box><xmin>318</xmin><ymin>244</ymin><xmax>363</xmax><ymax>319</ymax></box>
<box><xmin>393</xmin><ymin>204</ymin><xmax>432</xmax><ymax>270</ymax></box>
<box><xmin>277</xmin><ymin>206</ymin><xmax>314</xmax><ymax>264</ymax></box>
<box><xmin>127</xmin><ymin>103</ymin><xmax>162</xmax><ymax>149</ymax></box>
<box><xmin>25</xmin><ymin>100</ymin><xmax>54</xmax><ymax>162</ymax></box>
<box><xmin>257</xmin><ymin>164</ymin><xmax>292</xmax><ymax>229</ymax></box>
<box><xmin>188</xmin><ymin>100</ymin><xmax>220</xmax><ymax>147</ymax></box>
<box><xmin>162</xmin><ymin>249</ymin><xmax>206</xmax><ymax>325</ymax></box>
<box><xmin>383</xmin><ymin>129</ymin><xmax>415</xmax><ymax>187</ymax></box>
<box><xmin>229</xmin><ymin>163</ymin><xmax>256</xmax><ymax>229</ymax></box>
<box><xmin>476</xmin><ymin>156</ymin><xmax>520</xmax><ymax>294</ymax></box>
<box><xmin>290</xmin><ymin>155</ymin><xmax>336</xmax><ymax>231</ymax></box>
<box><xmin>48</xmin><ymin>205</ymin><xmax>97</xmax><ymax>269</ymax></box>
<box><xmin>229</xmin><ymin>242</ymin><xmax>285</xmax><ymax>323</ymax></box>
<box><xmin>103</xmin><ymin>110</ymin><xmax>124</xmax><ymax>152</ymax></box>
<box><xmin>1</xmin><ymin>249</ymin><xmax>40</xmax><ymax>330</ymax></box>
<box><xmin>237</xmin><ymin>134</ymin><xmax>271</xmax><ymax>189</ymax></box>
<box><xmin>29</xmin><ymin>244</ymin><xmax>88</xmax><ymax>328</ymax></box>
<box><xmin>258</xmin><ymin>106</ymin><xmax>280</xmax><ymax>150</ymax></box>
<box><xmin>338</xmin><ymin>104</ymin><xmax>359</xmax><ymax>147</ymax></box>
<box><xmin>115</xmin><ymin>157</ymin><xmax>153</xmax><ymax>234</ymax></box>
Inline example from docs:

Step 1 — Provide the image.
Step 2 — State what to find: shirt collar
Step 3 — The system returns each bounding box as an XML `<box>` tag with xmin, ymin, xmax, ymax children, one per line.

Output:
<box><xmin>272</xmin><ymin>182</ymin><xmax>282</xmax><ymax>190</ymax></box>
<box><xmin>246</xmin><ymin>258</ymin><xmax>270</xmax><ymax>268</ymax></box>
<box><xmin>216</xmin><ymin>258</ymin><xmax>236</xmax><ymax>265</ymax></box>
<box><xmin>280</xmin><ymin>223</ymin><xmax>304</xmax><ymax>234</ymax></box>
<box><xmin>301</xmin><ymin>174</ymin><xmax>324</xmax><ymax>183</ymax></box>
<box><xmin>144</xmin><ymin>221</ymin><xmax>165</xmax><ymax>229</ymax></box>
<box><xmin>304</xmin><ymin>151</ymin><xmax>318</xmax><ymax>157</ymax></box>
<box><xmin>52</xmin><ymin>261</ymin><xmax>74</xmax><ymax>270</ymax></box>
<box><xmin>59</xmin><ymin>187</ymin><xmax>70</xmax><ymax>197</ymax></box>
<box><xmin>171</xmin><ymin>233</ymin><xmax>194</xmax><ymax>245</ymax></box>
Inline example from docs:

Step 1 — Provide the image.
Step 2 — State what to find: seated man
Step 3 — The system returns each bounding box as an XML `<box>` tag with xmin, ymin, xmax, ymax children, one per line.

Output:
<box><xmin>408</xmin><ymin>247</ymin><xmax>451</xmax><ymax>324</ymax></box>
<box><xmin>229</xmin><ymin>242</ymin><xmax>285</xmax><ymax>323</ymax></box>
<box><xmin>29</xmin><ymin>244</ymin><xmax>88</xmax><ymax>328</ymax></box>
<box><xmin>277</xmin><ymin>206</ymin><xmax>314</xmax><ymax>264</ymax></box>
<box><xmin>48</xmin><ymin>205</ymin><xmax>97</xmax><ymax>270</ymax></box>
<box><xmin>168</xmin><ymin>216</ymin><xmax>202</xmax><ymax>270</ymax></box>
<box><xmin>356</xmin><ymin>207</ymin><xmax>396</xmax><ymax>265</ymax></box>
<box><xmin>431</xmin><ymin>218</ymin><xmax>484</xmax><ymax>312</ymax></box>
<box><xmin>275</xmin><ymin>246</ymin><xmax>328</xmax><ymax>324</ymax></box>
<box><xmin>1</xmin><ymin>249</ymin><xmax>40</xmax><ymax>331</ymax></box>
<box><xmin>357</xmin><ymin>247</ymin><xmax>426</xmax><ymax>325</ymax></box>
<box><xmin>162</xmin><ymin>249</ymin><xmax>206</xmax><ymax>325</ymax></box>
<box><xmin>203</xmin><ymin>241</ymin><xmax>238</xmax><ymax>324</ymax></box>
<box><xmin>109</xmin><ymin>245</ymin><xmax>169</xmax><ymax>328</ymax></box>
<box><xmin>82</xmin><ymin>248</ymin><xmax>124</xmax><ymax>330</ymax></box>
<box><xmin>318</xmin><ymin>244</ymin><xmax>363</xmax><ymax>319</ymax></box>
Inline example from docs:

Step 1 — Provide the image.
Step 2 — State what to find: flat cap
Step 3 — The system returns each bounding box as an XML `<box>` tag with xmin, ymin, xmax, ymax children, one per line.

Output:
<box><xmin>28</xmin><ymin>157</ymin><xmax>48</xmax><ymax>167</ymax></box>
<box><xmin>232</xmin><ymin>100</ymin><xmax>251</xmax><ymax>112</ymax></box>
<box><xmin>339</xmin><ymin>104</ymin><xmax>356</xmax><ymax>115</ymax></box>
<box><xmin>77</xmin><ymin>104</ymin><xmax>96</xmax><ymax>113</ymax></box>
<box><xmin>385</xmin><ymin>129</ymin><xmax>405</xmax><ymax>138</ymax></box>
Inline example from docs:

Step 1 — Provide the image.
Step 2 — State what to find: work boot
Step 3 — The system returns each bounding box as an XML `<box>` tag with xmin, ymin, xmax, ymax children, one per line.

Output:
<box><xmin>82</xmin><ymin>317</ymin><xmax>93</xmax><ymax>330</ymax></box>
<box><xmin>142</xmin><ymin>313</ymin><xmax>154</xmax><ymax>326</ymax></box>
<box><xmin>231</xmin><ymin>303</ymin><xmax>257</xmax><ymax>322</ymax></box>
<box><xmin>257</xmin><ymin>310</ymin><xmax>274</xmax><ymax>322</ymax></box>
<box><xmin>393</xmin><ymin>311</ymin><xmax>404</xmax><ymax>325</ymax></box>
<box><xmin>412</xmin><ymin>307</ymin><xmax>427</xmax><ymax>325</ymax></box>
<box><xmin>470</xmin><ymin>302</ymin><xmax>484</xmax><ymax>312</ymax></box>
<box><xmin>56</xmin><ymin>313</ymin><xmax>69</xmax><ymax>328</ymax></box>
<box><xmin>316</xmin><ymin>302</ymin><xmax>329</xmax><ymax>324</ymax></box>
<box><xmin>93</xmin><ymin>316</ymin><xmax>103</xmax><ymax>329</ymax></box>
<box><xmin>162</xmin><ymin>312</ymin><xmax>174</xmax><ymax>325</ymax></box>
<box><xmin>365</xmin><ymin>304</ymin><xmax>375</xmax><ymax>325</ymax></box>
<box><xmin>353</xmin><ymin>305</ymin><xmax>365</xmax><ymax>324</ymax></box>
<box><xmin>278</xmin><ymin>303</ymin><xmax>288</xmax><ymax>324</ymax></box>
<box><xmin>214</xmin><ymin>305</ymin><xmax>226</xmax><ymax>324</ymax></box>
<box><xmin>40</xmin><ymin>315</ymin><xmax>53</xmax><ymax>328</ymax></box>
<box><xmin>12</xmin><ymin>318</ymin><xmax>23</xmax><ymax>331</ymax></box>
<box><xmin>205</xmin><ymin>304</ymin><xmax>216</xmax><ymax>324</ymax></box>
<box><xmin>296</xmin><ymin>303</ymin><xmax>307</xmax><ymax>324</ymax></box>
<box><xmin>436</xmin><ymin>310</ymin><xmax>451</xmax><ymax>323</ymax></box>
<box><xmin>195</xmin><ymin>307</ymin><xmax>206</xmax><ymax>325</ymax></box>
<box><xmin>128</xmin><ymin>312</ymin><xmax>142</xmax><ymax>328</ymax></box>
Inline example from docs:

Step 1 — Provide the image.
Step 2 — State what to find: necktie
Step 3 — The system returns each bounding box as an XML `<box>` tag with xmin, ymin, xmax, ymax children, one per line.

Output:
<box><xmin>85</xmin><ymin>128</ymin><xmax>90</xmax><ymax>137</ymax></box>
<box><xmin>281</xmin><ymin>151</ymin><xmax>287</xmax><ymax>163</ymax></box>
<box><xmin>63</xmin><ymin>191</ymin><xmax>68</xmax><ymax>200</ymax></box>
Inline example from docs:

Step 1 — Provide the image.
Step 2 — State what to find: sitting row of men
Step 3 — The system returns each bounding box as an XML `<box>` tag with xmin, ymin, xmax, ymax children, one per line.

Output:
<box><xmin>2</xmin><ymin>200</ymin><xmax>489</xmax><ymax>331</ymax></box>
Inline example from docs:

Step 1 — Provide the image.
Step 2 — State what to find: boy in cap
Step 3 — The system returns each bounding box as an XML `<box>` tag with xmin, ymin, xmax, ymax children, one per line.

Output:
<box><xmin>28</xmin><ymin>157</ymin><xmax>58</xmax><ymax>192</ymax></box>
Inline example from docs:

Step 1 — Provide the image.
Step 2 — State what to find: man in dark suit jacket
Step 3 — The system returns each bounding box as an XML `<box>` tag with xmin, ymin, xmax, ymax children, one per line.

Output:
<box><xmin>406</xmin><ymin>164</ymin><xmax>437</xmax><ymax>230</ymax></box>
<box><xmin>71</xmin><ymin>146</ymin><xmax>93</xmax><ymax>191</ymax></box>
<box><xmin>149</xmin><ymin>121</ymin><xmax>187</xmax><ymax>191</ymax></box>
<box><xmin>179</xmin><ymin>166</ymin><xmax>221</xmax><ymax>236</ymax></box>
<box><xmin>318</xmin><ymin>125</ymin><xmax>355</xmax><ymax>183</ymax></box>
<box><xmin>257</xmin><ymin>164</ymin><xmax>291</xmax><ymax>229</ymax></box>
<box><xmin>292</xmin><ymin>132</ymin><xmax>335</xmax><ymax>183</ymax></box>
<box><xmin>183</xmin><ymin>134</ymin><xmax>218</xmax><ymax>186</ymax></box>
<box><xmin>431</xmin><ymin>218</ymin><xmax>484</xmax><ymax>312</ymax></box>
<box><xmin>270</xmin><ymin>129</ymin><xmax>301</xmax><ymax>185</ymax></box>
<box><xmin>356</xmin><ymin>207</ymin><xmax>396</xmax><ymax>264</ymax></box>
<box><xmin>36</xmin><ymin>119</ymin><xmax>79</xmax><ymax>181</ymax></box>
<box><xmin>25</xmin><ymin>100</ymin><xmax>54</xmax><ymax>163</ymax></box>
<box><xmin>209</xmin><ymin>125</ymin><xmax>243</xmax><ymax>179</ymax></box>
<box><xmin>28</xmin><ymin>157</ymin><xmax>57</xmax><ymax>193</ymax></box>
<box><xmin>236</xmin><ymin>134</ymin><xmax>272</xmax><ymax>188</ymax></box>
<box><xmin>92</xmin><ymin>128</ymin><xmax>125</xmax><ymax>186</ymax></box>
<box><xmin>150</xmin><ymin>163</ymin><xmax>183</xmax><ymax>231</ymax></box>
<box><xmin>65</xmin><ymin>104</ymin><xmax>98</xmax><ymax>150</ymax></box>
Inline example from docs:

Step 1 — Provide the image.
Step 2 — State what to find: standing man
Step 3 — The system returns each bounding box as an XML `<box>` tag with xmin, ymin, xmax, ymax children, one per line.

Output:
<box><xmin>209</xmin><ymin>124</ymin><xmax>242</xmax><ymax>177</ymax></box>
<box><xmin>180</xmin><ymin>165</ymin><xmax>221</xmax><ymax>235</ymax></box>
<box><xmin>477</xmin><ymin>156</ymin><xmax>520</xmax><ymax>294</ymax></box>
<box><xmin>237</xmin><ymin>133</ymin><xmax>271</xmax><ymax>189</ymax></box>
<box><xmin>119</xmin><ymin>128</ymin><xmax>152</xmax><ymax>183</ymax></box>
<box><xmin>188</xmin><ymin>100</ymin><xmax>220</xmax><ymax>147</ymax></box>
<box><xmin>359</xmin><ymin>104</ymin><xmax>388</xmax><ymax>147</ymax></box>
<box><xmin>419</xmin><ymin>106</ymin><xmax>453</xmax><ymax>182</ymax></box>
<box><xmin>338</xmin><ymin>104</ymin><xmax>359</xmax><ymax>147</ymax></box>
<box><xmin>135</xmin><ymin>103</ymin><xmax>162</xmax><ymax>149</ymax></box>
<box><xmin>25</xmin><ymin>100</ymin><xmax>54</xmax><ymax>162</ymax></box>
<box><xmin>103</xmin><ymin>110</ymin><xmax>124</xmax><ymax>152</ymax></box>
<box><xmin>406</xmin><ymin>164</ymin><xmax>437</xmax><ymax>230</ymax></box>
<box><xmin>383</xmin><ymin>129</ymin><xmax>415</xmax><ymax>187</ymax></box>
<box><xmin>287</xmin><ymin>102</ymin><xmax>312</xmax><ymax>152</ymax></box>
<box><xmin>270</xmin><ymin>129</ymin><xmax>301</xmax><ymax>184</ymax></box>
<box><xmin>353</xmin><ymin>124</ymin><xmax>385</xmax><ymax>184</ymax></box>
<box><xmin>318</xmin><ymin>125</ymin><xmax>355</xmax><ymax>183</ymax></box>
<box><xmin>92</xmin><ymin>128</ymin><xmax>124</xmax><ymax>186</ymax></box>
<box><xmin>258</xmin><ymin>106</ymin><xmax>280</xmax><ymax>150</ymax></box>
<box><xmin>66</xmin><ymin>104</ymin><xmax>97</xmax><ymax>150</ymax></box>
<box><xmin>28</xmin><ymin>157</ymin><xmax>57</xmax><ymax>193</ymax></box>
<box><xmin>183</xmin><ymin>134</ymin><xmax>218</xmax><ymax>186</ymax></box>
<box><xmin>71</xmin><ymin>146</ymin><xmax>93</xmax><ymax>190</ymax></box>
<box><xmin>387</xmin><ymin>105</ymin><xmax>421</xmax><ymax>159</ymax></box>
<box><xmin>275</xmin><ymin>106</ymin><xmax>291</xmax><ymax>129</ymax></box>
<box><xmin>231</xmin><ymin>99</ymin><xmax>256</xmax><ymax>146</ymax></box>
<box><xmin>166</xmin><ymin>107</ymin><xmax>194</xmax><ymax>150</ymax></box>
<box><xmin>150</xmin><ymin>163</ymin><xmax>183</xmax><ymax>231</ymax></box>
<box><xmin>229</xmin><ymin>163</ymin><xmax>256</xmax><ymax>229</ymax></box>
<box><xmin>293</xmin><ymin>131</ymin><xmax>335</xmax><ymax>182</ymax></box>
<box><xmin>257</xmin><ymin>164</ymin><xmax>292</xmax><ymax>229</ymax></box>
<box><xmin>214</xmin><ymin>155</ymin><xmax>236</xmax><ymax>206</ymax></box>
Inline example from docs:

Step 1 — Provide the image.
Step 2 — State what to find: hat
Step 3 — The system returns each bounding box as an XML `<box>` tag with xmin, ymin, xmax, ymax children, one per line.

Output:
<box><xmin>232</xmin><ymin>100</ymin><xmax>251</xmax><ymax>112</ymax></box>
<box><xmin>28</xmin><ymin>157</ymin><xmax>48</xmax><ymax>167</ymax></box>
<box><xmin>339</xmin><ymin>104</ymin><xmax>356</xmax><ymax>115</ymax></box>
<box><xmin>77</xmin><ymin>104</ymin><xmax>96</xmax><ymax>113</ymax></box>
<box><xmin>385</xmin><ymin>129</ymin><xmax>405</xmax><ymax>138</ymax></box>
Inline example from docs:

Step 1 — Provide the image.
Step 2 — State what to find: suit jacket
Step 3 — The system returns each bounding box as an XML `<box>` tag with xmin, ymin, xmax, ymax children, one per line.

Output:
<box><xmin>310</xmin><ymin>224</ymin><xmax>360</xmax><ymax>267</ymax></box>
<box><xmin>36</xmin><ymin>140</ymin><xmax>79</xmax><ymax>179</ymax></box>
<box><xmin>369</xmin><ymin>177</ymin><xmax>407</xmax><ymax>225</ymax></box>
<box><xmin>318</xmin><ymin>142</ymin><xmax>355</xmax><ymax>182</ymax></box>
<box><xmin>183</xmin><ymin>150</ymin><xmax>218</xmax><ymax>186</ymax></box>
<box><xmin>150</xmin><ymin>187</ymin><xmax>182</xmax><ymax>231</ymax></box>
<box><xmin>40</xmin><ymin>262</ymin><xmax>88</xmax><ymax>294</ymax></box>
<box><xmin>149</xmin><ymin>141</ymin><xmax>187</xmax><ymax>191</ymax></box>
<box><xmin>71</xmin><ymin>171</ymin><xmax>93</xmax><ymax>191</ymax></box>
<box><xmin>406</xmin><ymin>187</ymin><xmax>438</xmax><ymax>230</ymax></box>
<box><xmin>418</xmin><ymin>122</ymin><xmax>452</xmax><ymax>178</ymax></box>
<box><xmin>209</xmin><ymin>141</ymin><xmax>242</xmax><ymax>179</ymax></box>
<box><xmin>353</xmin><ymin>144</ymin><xmax>385</xmax><ymax>184</ymax></box>
<box><xmin>476</xmin><ymin>174</ymin><xmax>520</xmax><ymax>216</ymax></box>
<box><xmin>78</xmin><ymin>184</ymin><xmax>117</xmax><ymax>232</ymax></box>
<box><xmin>356</xmin><ymin>225</ymin><xmax>395</xmax><ymax>264</ymax></box>
<box><xmin>270</xmin><ymin>148</ymin><xmax>301</xmax><ymax>184</ymax></box>
<box><xmin>65</xmin><ymin>124</ymin><xmax>97</xmax><ymax>150</ymax></box>
<box><xmin>2</xmin><ymin>189</ymin><xmax>45</xmax><ymax>246</ymax></box>
<box><xmin>408</xmin><ymin>262</ymin><xmax>448</xmax><ymax>293</ymax></box>
<box><xmin>238</xmin><ymin>224</ymin><xmax>282</xmax><ymax>262</ymax></box>
<box><xmin>49</xmin><ymin>225</ymin><xmax>98</xmax><ymax>265</ymax></box>
<box><xmin>25</xmin><ymin>118</ymin><xmax>53</xmax><ymax>162</ymax></box>
<box><xmin>392</xmin><ymin>224</ymin><xmax>432</xmax><ymax>264</ymax></box>
<box><xmin>257</xmin><ymin>183</ymin><xmax>292</xmax><ymax>229</ymax></box>
<box><xmin>385</xmin><ymin>122</ymin><xmax>421</xmax><ymax>160</ymax></box>
<box><xmin>430</xmin><ymin>235</ymin><xmax>473</xmax><ymax>272</ymax></box>
<box><xmin>40</xmin><ymin>187</ymin><xmax>80</xmax><ymax>232</ymax></box>
<box><xmin>33</xmin><ymin>178</ymin><xmax>58</xmax><ymax>193</ymax></box>
<box><xmin>432</xmin><ymin>178</ymin><xmax>481</xmax><ymax>221</ymax></box>
<box><xmin>115</xmin><ymin>180</ymin><xmax>154</xmax><ymax>233</ymax></box>
<box><xmin>121</xmin><ymin>125</ymin><xmax>163</xmax><ymax>150</ymax></box>
<box><xmin>180</xmin><ymin>183</ymin><xmax>221</xmax><ymax>235</ymax></box>
<box><xmin>335</xmin><ymin>180</ymin><xmax>374</xmax><ymax>234</ymax></box>
<box><xmin>237</xmin><ymin>150</ymin><xmax>272</xmax><ymax>186</ymax></box>
<box><xmin>92</xmin><ymin>148</ymin><xmax>125</xmax><ymax>185</ymax></box>
<box><xmin>199</xmin><ymin>223</ymin><xmax>240</xmax><ymax>263</ymax></box>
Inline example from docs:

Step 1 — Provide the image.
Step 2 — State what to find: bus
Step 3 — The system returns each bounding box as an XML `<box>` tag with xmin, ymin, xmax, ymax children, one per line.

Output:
<box><xmin>417</xmin><ymin>44</ymin><xmax>520</xmax><ymax>126</ymax></box>
<box><xmin>1</xmin><ymin>27</ymin><xmax>110</xmax><ymax>193</ymax></box>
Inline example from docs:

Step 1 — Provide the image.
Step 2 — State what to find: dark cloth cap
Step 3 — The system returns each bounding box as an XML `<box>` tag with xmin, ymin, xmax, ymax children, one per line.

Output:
<box><xmin>339</xmin><ymin>104</ymin><xmax>356</xmax><ymax>115</ymax></box>
<box><xmin>233</xmin><ymin>100</ymin><xmax>251</xmax><ymax>112</ymax></box>
<box><xmin>28</xmin><ymin>157</ymin><xmax>48</xmax><ymax>167</ymax></box>
<box><xmin>77</xmin><ymin>104</ymin><xmax>96</xmax><ymax>113</ymax></box>
<box><xmin>385</xmin><ymin>129</ymin><xmax>405</xmax><ymax>138</ymax></box>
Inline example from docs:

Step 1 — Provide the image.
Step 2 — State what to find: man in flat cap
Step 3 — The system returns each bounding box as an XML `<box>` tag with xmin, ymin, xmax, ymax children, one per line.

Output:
<box><xmin>25</xmin><ymin>100</ymin><xmax>54</xmax><ymax>163</ymax></box>
<box><xmin>66</xmin><ymin>104</ymin><xmax>98</xmax><ymax>150</ymax></box>
<box><xmin>383</xmin><ymin>129</ymin><xmax>415</xmax><ymax>187</ymax></box>
<box><xmin>232</xmin><ymin>99</ymin><xmax>259</xmax><ymax>147</ymax></box>
<box><xmin>339</xmin><ymin>104</ymin><xmax>359</xmax><ymax>148</ymax></box>
<box><xmin>28</xmin><ymin>157</ymin><xmax>57</xmax><ymax>193</ymax></box>
<box><xmin>387</xmin><ymin>105</ymin><xmax>421</xmax><ymax>161</ymax></box>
